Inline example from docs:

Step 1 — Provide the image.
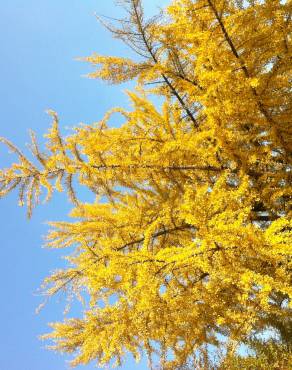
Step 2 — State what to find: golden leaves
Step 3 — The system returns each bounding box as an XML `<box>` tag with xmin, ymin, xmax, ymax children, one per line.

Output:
<box><xmin>1</xmin><ymin>0</ymin><xmax>291</xmax><ymax>368</ymax></box>
<box><xmin>82</xmin><ymin>54</ymin><xmax>151</xmax><ymax>84</ymax></box>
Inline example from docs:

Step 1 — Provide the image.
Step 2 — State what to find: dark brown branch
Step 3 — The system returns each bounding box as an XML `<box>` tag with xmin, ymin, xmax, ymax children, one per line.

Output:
<box><xmin>207</xmin><ymin>0</ymin><xmax>249</xmax><ymax>76</ymax></box>
<box><xmin>175</xmin><ymin>73</ymin><xmax>204</xmax><ymax>91</ymax></box>
<box><xmin>116</xmin><ymin>224</ymin><xmax>192</xmax><ymax>251</ymax></box>
<box><xmin>207</xmin><ymin>0</ymin><xmax>290</xmax><ymax>159</ymax></box>
<box><xmin>128</xmin><ymin>258</ymin><xmax>166</xmax><ymax>266</ymax></box>
<box><xmin>131</xmin><ymin>0</ymin><xmax>199</xmax><ymax>128</ymax></box>
<box><xmin>90</xmin><ymin>164</ymin><xmax>222</xmax><ymax>172</ymax></box>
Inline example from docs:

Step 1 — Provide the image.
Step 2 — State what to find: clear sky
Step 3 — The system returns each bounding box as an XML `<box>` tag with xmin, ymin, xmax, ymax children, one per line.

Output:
<box><xmin>0</xmin><ymin>1</ymin><xmax>168</xmax><ymax>369</ymax></box>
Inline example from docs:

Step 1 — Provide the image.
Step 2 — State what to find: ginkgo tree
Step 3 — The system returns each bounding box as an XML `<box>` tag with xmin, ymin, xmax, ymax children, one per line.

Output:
<box><xmin>0</xmin><ymin>0</ymin><xmax>291</xmax><ymax>368</ymax></box>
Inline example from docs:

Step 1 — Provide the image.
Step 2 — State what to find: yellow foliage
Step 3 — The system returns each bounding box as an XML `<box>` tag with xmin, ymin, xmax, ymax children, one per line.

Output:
<box><xmin>0</xmin><ymin>0</ymin><xmax>291</xmax><ymax>368</ymax></box>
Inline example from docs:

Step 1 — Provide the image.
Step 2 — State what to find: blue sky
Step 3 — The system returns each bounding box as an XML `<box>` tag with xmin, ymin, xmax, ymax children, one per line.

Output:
<box><xmin>0</xmin><ymin>1</ymin><xmax>168</xmax><ymax>369</ymax></box>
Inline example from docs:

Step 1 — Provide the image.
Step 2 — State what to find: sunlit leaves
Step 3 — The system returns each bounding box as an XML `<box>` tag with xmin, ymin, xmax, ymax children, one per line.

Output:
<box><xmin>0</xmin><ymin>0</ymin><xmax>291</xmax><ymax>368</ymax></box>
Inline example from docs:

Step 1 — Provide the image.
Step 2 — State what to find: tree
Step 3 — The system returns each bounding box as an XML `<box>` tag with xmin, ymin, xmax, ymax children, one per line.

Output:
<box><xmin>0</xmin><ymin>0</ymin><xmax>291</xmax><ymax>368</ymax></box>
<box><xmin>219</xmin><ymin>340</ymin><xmax>292</xmax><ymax>369</ymax></box>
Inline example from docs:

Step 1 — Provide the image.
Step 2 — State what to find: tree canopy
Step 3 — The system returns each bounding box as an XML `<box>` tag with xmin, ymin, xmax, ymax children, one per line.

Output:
<box><xmin>0</xmin><ymin>0</ymin><xmax>291</xmax><ymax>368</ymax></box>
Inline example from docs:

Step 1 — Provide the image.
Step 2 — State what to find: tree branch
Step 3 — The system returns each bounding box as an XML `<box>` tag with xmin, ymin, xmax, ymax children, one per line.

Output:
<box><xmin>116</xmin><ymin>224</ymin><xmax>192</xmax><ymax>251</ymax></box>
<box><xmin>131</xmin><ymin>0</ymin><xmax>199</xmax><ymax>128</ymax></box>
<box><xmin>207</xmin><ymin>0</ymin><xmax>290</xmax><ymax>160</ymax></box>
